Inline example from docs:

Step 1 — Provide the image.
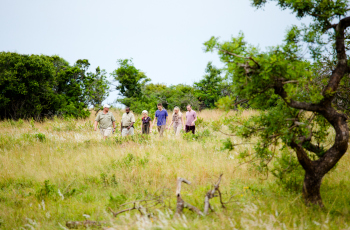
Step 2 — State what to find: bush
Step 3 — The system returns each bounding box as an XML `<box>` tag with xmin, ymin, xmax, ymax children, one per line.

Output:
<box><xmin>35</xmin><ymin>180</ymin><xmax>58</xmax><ymax>201</ymax></box>
<box><xmin>270</xmin><ymin>148</ymin><xmax>304</xmax><ymax>192</ymax></box>
<box><xmin>215</xmin><ymin>96</ymin><xmax>236</xmax><ymax>111</ymax></box>
<box><xmin>34</xmin><ymin>133</ymin><xmax>46</xmax><ymax>142</ymax></box>
<box><xmin>195</xmin><ymin>117</ymin><xmax>209</xmax><ymax>127</ymax></box>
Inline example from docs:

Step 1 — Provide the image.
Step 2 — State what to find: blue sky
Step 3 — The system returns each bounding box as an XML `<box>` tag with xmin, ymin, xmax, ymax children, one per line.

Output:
<box><xmin>0</xmin><ymin>0</ymin><xmax>309</xmax><ymax>105</ymax></box>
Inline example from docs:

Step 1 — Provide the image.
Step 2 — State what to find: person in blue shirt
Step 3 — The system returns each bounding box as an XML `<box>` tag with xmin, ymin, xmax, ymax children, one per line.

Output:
<box><xmin>152</xmin><ymin>103</ymin><xmax>168</xmax><ymax>137</ymax></box>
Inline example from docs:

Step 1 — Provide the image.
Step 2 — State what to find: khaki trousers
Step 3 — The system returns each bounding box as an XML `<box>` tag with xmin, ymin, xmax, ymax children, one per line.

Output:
<box><xmin>173</xmin><ymin>124</ymin><xmax>182</xmax><ymax>136</ymax></box>
<box><xmin>100</xmin><ymin>127</ymin><xmax>112</xmax><ymax>137</ymax></box>
<box><xmin>157</xmin><ymin>125</ymin><xmax>166</xmax><ymax>137</ymax></box>
<box><xmin>122</xmin><ymin>127</ymin><xmax>134</xmax><ymax>137</ymax></box>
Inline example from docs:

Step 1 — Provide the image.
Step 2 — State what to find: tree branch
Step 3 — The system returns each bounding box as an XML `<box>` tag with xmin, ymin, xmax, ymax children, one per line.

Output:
<box><xmin>218</xmin><ymin>49</ymin><xmax>260</xmax><ymax>68</ymax></box>
<box><xmin>282</xmin><ymin>80</ymin><xmax>299</xmax><ymax>84</ymax></box>
<box><xmin>233</xmin><ymin>99</ymin><xmax>249</xmax><ymax>107</ymax></box>
<box><xmin>109</xmin><ymin>206</ymin><xmax>137</xmax><ymax>217</ymax></box>
<box><xmin>175</xmin><ymin>177</ymin><xmax>204</xmax><ymax>216</ymax></box>
<box><xmin>322</xmin><ymin>16</ymin><xmax>350</xmax><ymax>102</ymax></box>
<box><xmin>204</xmin><ymin>174</ymin><xmax>223</xmax><ymax>215</ymax></box>
<box><xmin>176</xmin><ymin>177</ymin><xmax>191</xmax><ymax>196</ymax></box>
<box><xmin>273</xmin><ymin>80</ymin><xmax>323</xmax><ymax>112</ymax></box>
<box><xmin>290</xmin><ymin>141</ymin><xmax>313</xmax><ymax>173</ymax></box>
<box><xmin>183</xmin><ymin>202</ymin><xmax>204</xmax><ymax>216</ymax></box>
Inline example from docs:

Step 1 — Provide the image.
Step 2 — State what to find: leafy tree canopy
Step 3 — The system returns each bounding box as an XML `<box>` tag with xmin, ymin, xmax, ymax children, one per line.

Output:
<box><xmin>0</xmin><ymin>52</ymin><xmax>109</xmax><ymax>120</ymax></box>
<box><xmin>206</xmin><ymin>0</ymin><xmax>350</xmax><ymax>207</ymax></box>
<box><xmin>194</xmin><ymin>62</ymin><xmax>225</xmax><ymax>109</ymax></box>
<box><xmin>111</xmin><ymin>59</ymin><xmax>150</xmax><ymax>99</ymax></box>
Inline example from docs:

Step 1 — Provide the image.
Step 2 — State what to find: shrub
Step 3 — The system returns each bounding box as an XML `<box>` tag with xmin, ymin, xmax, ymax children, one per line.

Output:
<box><xmin>195</xmin><ymin>117</ymin><xmax>209</xmax><ymax>127</ymax></box>
<box><xmin>35</xmin><ymin>180</ymin><xmax>58</xmax><ymax>200</ymax></box>
<box><xmin>215</xmin><ymin>96</ymin><xmax>236</xmax><ymax>111</ymax></box>
<box><xmin>34</xmin><ymin>133</ymin><xmax>46</xmax><ymax>142</ymax></box>
<box><xmin>270</xmin><ymin>148</ymin><xmax>304</xmax><ymax>192</ymax></box>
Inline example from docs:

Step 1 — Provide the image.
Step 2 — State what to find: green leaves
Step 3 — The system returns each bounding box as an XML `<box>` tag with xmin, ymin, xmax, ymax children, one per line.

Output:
<box><xmin>0</xmin><ymin>52</ymin><xmax>56</xmax><ymax>119</ymax></box>
<box><xmin>116</xmin><ymin>74</ymin><xmax>202</xmax><ymax>113</ymax></box>
<box><xmin>111</xmin><ymin>59</ymin><xmax>151</xmax><ymax>99</ymax></box>
<box><xmin>203</xmin><ymin>36</ymin><xmax>219</xmax><ymax>52</ymax></box>
<box><xmin>84</xmin><ymin>67</ymin><xmax>109</xmax><ymax>107</ymax></box>
<box><xmin>252</xmin><ymin>0</ymin><xmax>350</xmax><ymax>23</ymax></box>
<box><xmin>194</xmin><ymin>62</ymin><xmax>225</xmax><ymax>109</ymax></box>
<box><xmin>0</xmin><ymin>52</ymin><xmax>109</xmax><ymax>120</ymax></box>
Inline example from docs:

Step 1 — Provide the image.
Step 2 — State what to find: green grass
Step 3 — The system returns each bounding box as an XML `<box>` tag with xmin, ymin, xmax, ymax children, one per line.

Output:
<box><xmin>0</xmin><ymin>110</ymin><xmax>350</xmax><ymax>229</ymax></box>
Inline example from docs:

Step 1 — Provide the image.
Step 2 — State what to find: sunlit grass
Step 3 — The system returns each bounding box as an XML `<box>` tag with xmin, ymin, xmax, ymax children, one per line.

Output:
<box><xmin>0</xmin><ymin>109</ymin><xmax>349</xmax><ymax>229</ymax></box>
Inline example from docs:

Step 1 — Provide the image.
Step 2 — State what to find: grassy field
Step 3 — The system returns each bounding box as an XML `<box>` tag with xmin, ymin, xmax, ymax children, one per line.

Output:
<box><xmin>1</xmin><ymin>109</ymin><xmax>350</xmax><ymax>229</ymax></box>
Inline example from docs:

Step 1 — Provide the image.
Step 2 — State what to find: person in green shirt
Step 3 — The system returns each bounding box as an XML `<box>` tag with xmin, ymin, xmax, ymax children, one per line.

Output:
<box><xmin>94</xmin><ymin>104</ymin><xmax>116</xmax><ymax>139</ymax></box>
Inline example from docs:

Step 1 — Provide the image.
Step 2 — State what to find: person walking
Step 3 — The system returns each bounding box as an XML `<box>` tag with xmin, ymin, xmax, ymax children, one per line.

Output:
<box><xmin>120</xmin><ymin>107</ymin><xmax>135</xmax><ymax>137</ymax></box>
<box><xmin>94</xmin><ymin>104</ymin><xmax>116</xmax><ymax>139</ymax></box>
<box><xmin>185</xmin><ymin>104</ymin><xmax>197</xmax><ymax>134</ymax></box>
<box><xmin>141</xmin><ymin>110</ymin><xmax>152</xmax><ymax>134</ymax></box>
<box><xmin>152</xmin><ymin>103</ymin><xmax>168</xmax><ymax>137</ymax></box>
<box><xmin>167</xmin><ymin>106</ymin><xmax>184</xmax><ymax>136</ymax></box>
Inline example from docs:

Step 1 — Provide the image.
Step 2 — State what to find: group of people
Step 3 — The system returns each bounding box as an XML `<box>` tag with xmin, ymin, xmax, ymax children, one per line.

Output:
<box><xmin>94</xmin><ymin>103</ymin><xmax>197</xmax><ymax>139</ymax></box>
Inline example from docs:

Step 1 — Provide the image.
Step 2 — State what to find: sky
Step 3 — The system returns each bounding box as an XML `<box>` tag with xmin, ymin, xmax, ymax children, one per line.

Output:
<box><xmin>0</xmin><ymin>0</ymin><xmax>309</xmax><ymax>105</ymax></box>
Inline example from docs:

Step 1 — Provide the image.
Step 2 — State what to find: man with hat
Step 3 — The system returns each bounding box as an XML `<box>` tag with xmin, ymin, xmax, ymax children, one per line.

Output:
<box><xmin>94</xmin><ymin>104</ymin><xmax>116</xmax><ymax>139</ymax></box>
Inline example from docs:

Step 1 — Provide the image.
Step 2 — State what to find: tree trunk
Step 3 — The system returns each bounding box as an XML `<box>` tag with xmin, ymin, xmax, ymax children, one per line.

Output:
<box><xmin>303</xmin><ymin>172</ymin><xmax>324</xmax><ymax>207</ymax></box>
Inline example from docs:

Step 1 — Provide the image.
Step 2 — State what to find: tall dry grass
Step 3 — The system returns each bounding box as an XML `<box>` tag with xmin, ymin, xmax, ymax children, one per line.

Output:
<box><xmin>0</xmin><ymin>109</ymin><xmax>349</xmax><ymax>229</ymax></box>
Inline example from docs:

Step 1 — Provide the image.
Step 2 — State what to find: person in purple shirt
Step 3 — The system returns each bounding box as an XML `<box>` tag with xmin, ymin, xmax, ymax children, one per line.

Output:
<box><xmin>185</xmin><ymin>104</ymin><xmax>197</xmax><ymax>134</ymax></box>
<box><xmin>152</xmin><ymin>103</ymin><xmax>168</xmax><ymax>137</ymax></box>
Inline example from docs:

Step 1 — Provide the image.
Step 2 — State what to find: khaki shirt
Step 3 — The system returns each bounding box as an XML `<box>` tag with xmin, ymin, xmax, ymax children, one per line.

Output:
<box><xmin>121</xmin><ymin>112</ymin><xmax>135</xmax><ymax>127</ymax></box>
<box><xmin>95</xmin><ymin>111</ymin><xmax>116</xmax><ymax>129</ymax></box>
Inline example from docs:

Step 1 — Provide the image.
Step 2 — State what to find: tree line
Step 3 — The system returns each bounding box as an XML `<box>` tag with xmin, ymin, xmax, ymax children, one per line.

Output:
<box><xmin>112</xmin><ymin>59</ymin><xmax>239</xmax><ymax>115</ymax></box>
<box><xmin>1</xmin><ymin>50</ymin><xmax>349</xmax><ymax>121</ymax></box>
<box><xmin>0</xmin><ymin>52</ymin><xmax>244</xmax><ymax>120</ymax></box>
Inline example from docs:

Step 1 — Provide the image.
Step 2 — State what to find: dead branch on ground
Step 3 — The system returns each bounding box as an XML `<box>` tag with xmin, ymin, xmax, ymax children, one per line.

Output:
<box><xmin>65</xmin><ymin>175</ymin><xmax>239</xmax><ymax>227</ymax></box>
<box><xmin>175</xmin><ymin>177</ymin><xmax>204</xmax><ymax>217</ymax></box>
<box><xmin>204</xmin><ymin>174</ymin><xmax>223</xmax><ymax>214</ymax></box>
<box><xmin>108</xmin><ymin>191</ymin><xmax>167</xmax><ymax>218</ymax></box>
